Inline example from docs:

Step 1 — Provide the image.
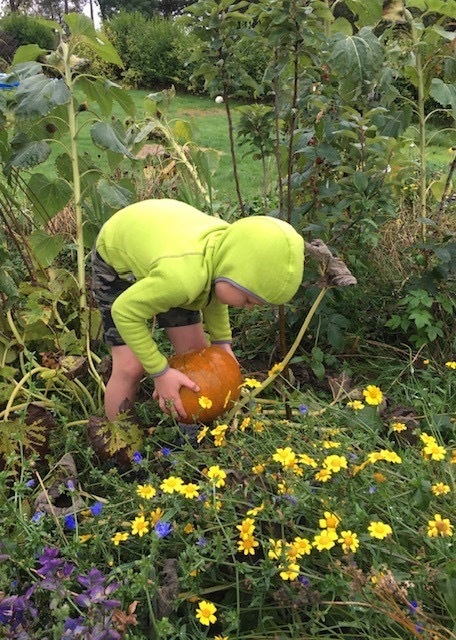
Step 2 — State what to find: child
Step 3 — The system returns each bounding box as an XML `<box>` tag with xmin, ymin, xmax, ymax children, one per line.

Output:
<box><xmin>92</xmin><ymin>198</ymin><xmax>304</xmax><ymax>421</ymax></box>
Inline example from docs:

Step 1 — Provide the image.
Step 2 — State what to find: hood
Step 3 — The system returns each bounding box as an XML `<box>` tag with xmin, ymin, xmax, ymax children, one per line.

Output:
<box><xmin>213</xmin><ymin>216</ymin><xmax>304</xmax><ymax>304</ymax></box>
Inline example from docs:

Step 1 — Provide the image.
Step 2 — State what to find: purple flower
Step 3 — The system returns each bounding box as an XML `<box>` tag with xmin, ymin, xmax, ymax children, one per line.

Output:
<box><xmin>160</xmin><ymin>447</ymin><xmax>171</xmax><ymax>456</ymax></box>
<box><xmin>299</xmin><ymin>404</ymin><xmax>308</xmax><ymax>415</ymax></box>
<box><xmin>155</xmin><ymin>520</ymin><xmax>172</xmax><ymax>539</ymax></box>
<box><xmin>31</xmin><ymin>511</ymin><xmax>44</xmax><ymax>524</ymax></box>
<box><xmin>67</xmin><ymin>479</ymin><xmax>75</xmax><ymax>492</ymax></box>
<box><xmin>132</xmin><ymin>451</ymin><xmax>143</xmax><ymax>464</ymax></box>
<box><xmin>90</xmin><ymin>502</ymin><xmax>103</xmax><ymax>517</ymax></box>
<box><xmin>298</xmin><ymin>575</ymin><xmax>310</xmax><ymax>586</ymax></box>
<box><xmin>26</xmin><ymin>479</ymin><xmax>36</xmax><ymax>488</ymax></box>
<box><xmin>38</xmin><ymin>547</ymin><xmax>63</xmax><ymax>575</ymax></box>
<box><xmin>197</xmin><ymin>536</ymin><xmax>207</xmax><ymax>547</ymax></box>
<box><xmin>369</xmin><ymin>486</ymin><xmax>376</xmax><ymax>494</ymax></box>
<box><xmin>408</xmin><ymin>600</ymin><xmax>419</xmax><ymax>614</ymax></box>
<box><xmin>64</xmin><ymin>514</ymin><xmax>77</xmax><ymax>530</ymax></box>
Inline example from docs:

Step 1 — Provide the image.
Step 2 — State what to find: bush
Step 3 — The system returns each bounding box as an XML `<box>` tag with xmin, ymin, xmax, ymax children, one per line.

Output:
<box><xmin>0</xmin><ymin>13</ymin><xmax>57</xmax><ymax>51</ymax></box>
<box><xmin>0</xmin><ymin>30</ymin><xmax>18</xmax><ymax>67</ymax></box>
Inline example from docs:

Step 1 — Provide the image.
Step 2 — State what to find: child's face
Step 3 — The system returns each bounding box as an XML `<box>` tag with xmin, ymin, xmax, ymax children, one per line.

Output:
<box><xmin>214</xmin><ymin>281</ymin><xmax>264</xmax><ymax>309</ymax></box>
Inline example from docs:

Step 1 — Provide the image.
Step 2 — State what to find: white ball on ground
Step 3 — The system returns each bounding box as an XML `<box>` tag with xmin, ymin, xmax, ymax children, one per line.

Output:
<box><xmin>215</xmin><ymin>96</ymin><xmax>224</xmax><ymax>104</ymax></box>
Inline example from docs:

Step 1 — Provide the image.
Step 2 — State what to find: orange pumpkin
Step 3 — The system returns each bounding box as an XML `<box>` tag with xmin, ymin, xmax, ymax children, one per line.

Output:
<box><xmin>168</xmin><ymin>345</ymin><xmax>243</xmax><ymax>424</ymax></box>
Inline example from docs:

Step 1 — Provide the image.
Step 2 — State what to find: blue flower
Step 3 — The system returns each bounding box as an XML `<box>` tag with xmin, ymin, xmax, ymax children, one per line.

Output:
<box><xmin>155</xmin><ymin>520</ymin><xmax>172</xmax><ymax>539</ymax></box>
<box><xmin>64</xmin><ymin>514</ymin><xmax>77</xmax><ymax>530</ymax></box>
<box><xmin>299</xmin><ymin>404</ymin><xmax>308</xmax><ymax>415</ymax></box>
<box><xmin>408</xmin><ymin>600</ymin><xmax>419</xmax><ymax>614</ymax></box>
<box><xmin>31</xmin><ymin>511</ymin><xmax>45</xmax><ymax>524</ymax></box>
<box><xmin>132</xmin><ymin>451</ymin><xmax>143</xmax><ymax>464</ymax></box>
<box><xmin>161</xmin><ymin>447</ymin><xmax>171</xmax><ymax>456</ymax></box>
<box><xmin>90</xmin><ymin>502</ymin><xmax>103</xmax><ymax>517</ymax></box>
<box><xmin>26</xmin><ymin>479</ymin><xmax>36</xmax><ymax>488</ymax></box>
<box><xmin>197</xmin><ymin>536</ymin><xmax>207</xmax><ymax>547</ymax></box>
<box><xmin>67</xmin><ymin>479</ymin><xmax>75</xmax><ymax>492</ymax></box>
<box><xmin>298</xmin><ymin>575</ymin><xmax>310</xmax><ymax>586</ymax></box>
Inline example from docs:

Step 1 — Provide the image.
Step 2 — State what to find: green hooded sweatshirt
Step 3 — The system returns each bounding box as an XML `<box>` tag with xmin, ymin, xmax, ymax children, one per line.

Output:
<box><xmin>95</xmin><ymin>199</ymin><xmax>304</xmax><ymax>375</ymax></box>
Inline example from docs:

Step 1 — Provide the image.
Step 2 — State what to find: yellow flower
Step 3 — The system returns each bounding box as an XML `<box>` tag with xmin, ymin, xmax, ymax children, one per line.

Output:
<box><xmin>150</xmin><ymin>507</ymin><xmax>164</xmax><ymax>525</ymax></box>
<box><xmin>239</xmin><ymin>417</ymin><xmax>251</xmax><ymax>431</ymax></box>
<box><xmin>380</xmin><ymin>450</ymin><xmax>402</xmax><ymax>464</ymax></box>
<box><xmin>131</xmin><ymin>515</ymin><xmax>149</xmax><ymax>537</ymax></box>
<box><xmin>391</xmin><ymin>421</ymin><xmax>407</xmax><ymax>432</ymax></box>
<box><xmin>207</xmin><ymin>465</ymin><xmax>227</xmax><ymax>488</ymax></box>
<box><xmin>246</xmin><ymin>503</ymin><xmax>264</xmax><ymax>516</ymax></box>
<box><xmin>427</xmin><ymin>514</ymin><xmax>454</xmax><ymax>537</ymax></box>
<box><xmin>198</xmin><ymin>396</ymin><xmax>213</xmax><ymax>409</ymax></box>
<box><xmin>431</xmin><ymin>483</ymin><xmax>450</xmax><ymax>496</ymax></box>
<box><xmin>314</xmin><ymin>468</ymin><xmax>332</xmax><ymax>482</ymax></box>
<box><xmin>195</xmin><ymin>600</ymin><xmax>217</xmax><ymax>626</ymax></box>
<box><xmin>268</xmin><ymin>538</ymin><xmax>283</xmax><ymax>560</ymax></box>
<box><xmin>279</xmin><ymin>563</ymin><xmax>300</xmax><ymax>581</ymax></box>
<box><xmin>299</xmin><ymin>453</ymin><xmax>317</xmax><ymax>468</ymax></box>
<box><xmin>451</xmin><ymin>451</ymin><xmax>456</xmax><ymax>465</ymax></box>
<box><xmin>160</xmin><ymin>476</ymin><xmax>184</xmax><ymax>494</ymax></box>
<box><xmin>252</xmin><ymin>464</ymin><xmax>265</xmax><ymax>474</ymax></box>
<box><xmin>237</xmin><ymin>535</ymin><xmax>259</xmax><ymax>555</ymax></box>
<box><xmin>288</xmin><ymin>536</ymin><xmax>312</xmax><ymax>559</ymax></box>
<box><xmin>319</xmin><ymin>511</ymin><xmax>340</xmax><ymax>530</ymax></box>
<box><xmin>236</xmin><ymin>518</ymin><xmax>255</xmax><ymax>538</ymax></box>
<box><xmin>183</xmin><ymin>523</ymin><xmax>195</xmax><ymax>534</ymax></box>
<box><xmin>197</xmin><ymin>426</ymin><xmax>209</xmax><ymax>443</ymax></box>
<box><xmin>323</xmin><ymin>455</ymin><xmax>347</xmax><ymax>473</ymax></box>
<box><xmin>444</xmin><ymin>361</ymin><xmax>456</xmax><ymax>369</ymax></box>
<box><xmin>272</xmin><ymin>446</ymin><xmax>297</xmax><ymax>468</ymax></box>
<box><xmin>372</xmin><ymin>472</ymin><xmax>386</xmax><ymax>483</ymax></box>
<box><xmin>136</xmin><ymin>484</ymin><xmax>157</xmax><ymax>500</ymax></box>
<box><xmin>180</xmin><ymin>483</ymin><xmax>200</xmax><ymax>499</ymax></box>
<box><xmin>362</xmin><ymin>385</ymin><xmax>383</xmax><ymax>406</ymax></box>
<box><xmin>323</xmin><ymin>440</ymin><xmax>341</xmax><ymax>449</ymax></box>
<box><xmin>347</xmin><ymin>400</ymin><xmax>365</xmax><ymax>410</ymax></box>
<box><xmin>252</xmin><ymin>420</ymin><xmax>264</xmax><ymax>433</ymax></box>
<box><xmin>78</xmin><ymin>534</ymin><xmax>93</xmax><ymax>543</ymax></box>
<box><xmin>312</xmin><ymin>529</ymin><xmax>338</xmax><ymax>551</ymax></box>
<box><xmin>368</xmin><ymin>521</ymin><xmax>392</xmax><ymax>540</ymax></box>
<box><xmin>243</xmin><ymin>377</ymin><xmax>262</xmax><ymax>389</ymax></box>
<box><xmin>111</xmin><ymin>532</ymin><xmax>129</xmax><ymax>546</ymax></box>
<box><xmin>338</xmin><ymin>530</ymin><xmax>359</xmax><ymax>553</ymax></box>
<box><xmin>268</xmin><ymin>362</ymin><xmax>284</xmax><ymax>376</ymax></box>
<box><xmin>423</xmin><ymin>442</ymin><xmax>446</xmax><ymax>461</ymax></box>
<box><xmin>420</xmin><ymin>432</ymin><xmax>436</xmax><ymax>445</ymax></box>
<box><xmin>214</xmin><ymin>636</ymin><xmax>229</xmax><ymax>640</ymax></box>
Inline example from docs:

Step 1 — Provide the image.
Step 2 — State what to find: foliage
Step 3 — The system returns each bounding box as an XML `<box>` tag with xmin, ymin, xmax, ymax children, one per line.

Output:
<box><xmin>1</xmin><ymin>357</ymin><xmax>455</xmax><ymax>638</ymax></box>
<box><xmin>0</xmin><ymin>12</ymin><xmax>57</xmax><ymax>50</ymax></box>
<box><xmin>102</xmin><ymin>12</ymin><xmax>190</xmax><ymax>90</ymax></box>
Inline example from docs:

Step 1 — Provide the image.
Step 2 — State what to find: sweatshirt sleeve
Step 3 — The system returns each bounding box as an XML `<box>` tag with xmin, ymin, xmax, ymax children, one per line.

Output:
<box><xmin>111</xmin><ymin>276</ymin><xmax>188</xmax><ymax>375</ymax></box>
<box><xmin>202</xmin><ymin>296</ymin><xmax>232</xmax><ymax>344</ymax></box>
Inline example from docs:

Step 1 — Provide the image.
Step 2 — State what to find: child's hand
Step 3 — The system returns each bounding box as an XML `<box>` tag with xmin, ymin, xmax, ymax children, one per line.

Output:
<box><xmin>152</xmin><ymin>368</ymin><xmax>200</xmax><ymax>420</ymax></box>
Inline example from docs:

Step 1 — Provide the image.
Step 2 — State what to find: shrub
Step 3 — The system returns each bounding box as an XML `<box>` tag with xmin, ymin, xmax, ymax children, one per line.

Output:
<box><xmin>0</xmin><ymin>13</ymin><xmax>57</xmax><ymax>51</ymax></box>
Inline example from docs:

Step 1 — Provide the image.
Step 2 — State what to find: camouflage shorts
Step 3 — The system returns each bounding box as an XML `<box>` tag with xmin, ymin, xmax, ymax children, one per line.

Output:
<box><xmin>91</xmin><ymin>249</ymin><xmax>201</xmax><ymax>347</ymax></box>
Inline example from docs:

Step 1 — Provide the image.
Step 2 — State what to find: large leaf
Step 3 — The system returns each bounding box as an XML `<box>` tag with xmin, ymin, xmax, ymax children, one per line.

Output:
<box><xmin>430</xmin><ymin>78</ymin><xmax>456</xmax><ymax>119</ymax></box>
<box><xmin>77</xmin><ymin>76</ymin><xmax>113</xmax><ymax>117</ymax></box>
<box><xmin>26</xmin><ymin>174</ymin><xmax>73</xmax><ymax>223</ymax></box>
<box><xmin>14</xmin><ymin>74</ymin><xmax>71</xmax><ymax>118</ymax></box>
<box><xmin>27</xmin><ymin>229</ymin><xmax>65</xmax><ymax>267</ymax></box>
<box><xmin>97</xmin><ymin>179</ymin><xmax>134</xmax><ymax>209</ymax></box>
<box><xmin>329</xmin><ymin>28</ymin><xmax>383</xmax><ymax>99</ymax></box>
<box><xmin>345</xmin><ymin>0</ymin><xmax>383</xmax><ymax>26</ymax></box>
<box><xmin>4</xmin><ymin>141</ymin><xmax>51</xmax><ymax>173</ymax></box>
<box><xmin>90</xmin><ymin>122</ymin><xmax>135</xmax><ymax>158</ymax></box>
<box><xmin>12</xmin><ymin>44</ymin><xmax>48</xmax><ymax>65</ymax></box>
<box><xmin>64</xmin><ymin>13</ymin><xmax>123</xmax><ymax>67</ymax></box>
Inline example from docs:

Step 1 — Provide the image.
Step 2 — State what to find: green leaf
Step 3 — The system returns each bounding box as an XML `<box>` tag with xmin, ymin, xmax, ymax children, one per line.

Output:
<box><xmin>5</xmin><ymin>141</ymin><xmax>51</xmax><ymax>172</ymax></box>
<box><xmin>345</xmin><ymin>0</ymin><xmax>383</xmax><ymax>26</ymax></box>
<box><xmin>172</xmin><ymin>119</ymin><xmax>193</xmax><ymax>143</ymax></box>
<box><xmin>97</xmin><ymin>179</ymin><xmax>134</xmax><ymax>209</ymax></box>
<box><xmin>64</xmin><ymin>12</ymin><xmax>97</xmax><ymax>37</ymax></box>
<box><xmin>90</xmin><ymin>122</ymin><xmax>135</xmax><ymax>158</ymax></box>
<box><xmin>26</xmin><ymin>174</ymin><xmax>73</xmax><ymax>223</ymax></box>
<box><xmin>76</xmin><ymin>76</ymin><xmax>113</xmax><ymax>117</ymax></box>
<box><xmin>14</xmin><ymin>74</ymin><xmax>71</xmax><ymax>118</ymax></box>
<box><xmin>12</xmin><ymin>44</ymin><xmax>48</xmax><ymax>65</ymax></box>
<box><xmin>106</xmin><ymin>81</ymin><xmax>135</xmax><ymax>117</ymax></box>
<box><xmin>353</xmin><ymin>171</ymin><xmax>368</xmax><ymax>192</ymax></box>
<box><xmin>27</xmin><ymin>230</ymin><xmax>65</xmax><ymax>267</ymax></box>
<box><xmin>429</xmin><ymin>78</ymin><xmax>456</xmax><ymax>119</ymax></box>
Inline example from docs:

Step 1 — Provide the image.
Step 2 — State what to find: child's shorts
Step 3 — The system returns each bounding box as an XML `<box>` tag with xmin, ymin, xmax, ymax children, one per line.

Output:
<box><xmin>91</xmin><ymin>249</ymin><xmax>201</xmax><ymax>347</ymax></box>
